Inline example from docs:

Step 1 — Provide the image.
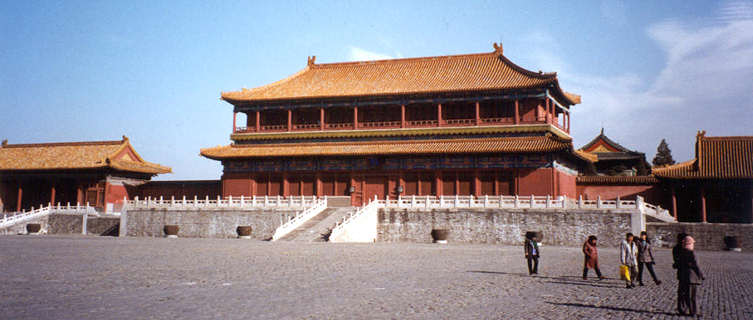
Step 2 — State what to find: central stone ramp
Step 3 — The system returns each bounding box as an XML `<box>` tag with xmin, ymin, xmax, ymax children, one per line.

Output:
<box><xmin>278</xmin><ymin>207</ymin><xmax>356</xmax><ymax>242</ymax></box>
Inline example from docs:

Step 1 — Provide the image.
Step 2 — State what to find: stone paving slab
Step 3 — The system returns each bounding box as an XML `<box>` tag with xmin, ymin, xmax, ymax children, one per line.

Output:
<box><xmin>1</xmin><ymin>235</ymin><xmax>752</xmax><ymax>319</ymax></box>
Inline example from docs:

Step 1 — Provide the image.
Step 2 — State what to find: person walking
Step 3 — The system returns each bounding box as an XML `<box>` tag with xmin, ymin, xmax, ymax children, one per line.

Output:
<box><xmin>636</xmin><ymin>231</ymin><xmax>661</xmax><ymax>286</ymax></box>
<box><xmin>582</xmin><ymin>235</ymin><xmax>605</xmax><ymax>280</ymax></box>
<box><xmin>675</xmin><ymin>235</ymin><xmax>704</xmax><ymax>316</ymax></box>
<box><xmin>524</xmin><ymin>232</ymin><xmax>540</xmax><ymax>275</ymax></box>
<box><xmin>620</xmin><ymin>233</ymin><xmax>638</xmax><ymax>288</ymax></box>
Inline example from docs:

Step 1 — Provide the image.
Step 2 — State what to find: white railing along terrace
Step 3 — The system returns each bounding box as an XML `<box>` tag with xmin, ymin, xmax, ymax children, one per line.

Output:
<box><xmin>0</xmin><ymin>203</ymin><xmax>97</xmax><ymax>229</ymax></box>
<box><xmin>271</xmin><ymin>197</ymin><xmax>328</xmax><ymax>241</ymax></box>
<box><xmin>123</xmin><ymin>195</ymin><xmax>319</xmax><ymax>210</ymax></box>
<box><xmin>329</xmin><ymin>195</ymin><xmax>674</xmax><ymax>241</ymax></box>
<box><xmin>331</xmin><ymin>197</ymin><xmax>380</xmax><ymax>234</ymax></box>
<box><xmin>373</xmin><ymin>194</ymin><xmax>667</xmax><ymax>211</ymax></box>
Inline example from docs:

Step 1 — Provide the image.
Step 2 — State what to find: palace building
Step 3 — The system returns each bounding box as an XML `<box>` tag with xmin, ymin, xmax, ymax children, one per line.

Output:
<box><xmin>0</xmin><ymin>136</ymin><xmax>170</xmax><ymax>212</ymax></box>
<box><xmin>201</xmin><ymin>44</ymin><xmax>593</xmax><ymax>205</ymax></box>
<box><xmin>653</xmin><ymin>132</ymin><xmax>753</xmax><ymax>223</ymax></box>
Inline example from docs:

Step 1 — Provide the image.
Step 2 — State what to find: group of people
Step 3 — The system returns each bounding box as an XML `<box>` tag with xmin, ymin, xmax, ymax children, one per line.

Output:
<box><xmin>523</xmin><ymin>231</ymin><xmax>705</xmax><ymax>316</ymax></box>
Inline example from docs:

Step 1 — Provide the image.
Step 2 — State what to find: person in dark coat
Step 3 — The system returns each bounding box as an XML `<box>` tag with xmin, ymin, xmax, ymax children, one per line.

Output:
<box><xmin>636</xmin><ymin>231</ymin><xmax>661</xmax><ymax>286</ymax></box>
<box><xmin>524</xmin><ymin>233</ymin><xmax>540</xmax><ymax>275</ymax></box>
<box><xmin>582</xmin><ymin>235</ymin><xmax>605</xmax><ymax>280</ymax></box>
<box><xmin>674</xmin><ymin>235</ymin><xmax>704</xmax><ymax>316</ymax></box>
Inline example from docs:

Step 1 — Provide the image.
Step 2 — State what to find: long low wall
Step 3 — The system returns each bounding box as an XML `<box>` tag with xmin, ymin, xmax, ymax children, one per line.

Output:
<box><xmin>647</xmin><ymin>222</ymin><xmax>753</xmax><ymax>251</ymax></box>
<box><xmin>47</xmin><ymin>214</ymin><xmax>120</xmax><ymax>236</ymax></box>
<box><xmin>377</xmin><ymin>208</ymin><xmax>636</xmax><ymax>247</ymax></box>
<box><xmin>121</xmin><ymin>209</ymin><xmax>298</xmax><ymax>240</ymax></box>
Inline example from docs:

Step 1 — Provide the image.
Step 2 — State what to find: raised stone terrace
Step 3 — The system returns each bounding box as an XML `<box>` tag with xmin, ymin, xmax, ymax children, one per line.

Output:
<box><xmin>1</xmin><ymin>236</ymin><xmax>751</xmax><ymax>319</ymax></box>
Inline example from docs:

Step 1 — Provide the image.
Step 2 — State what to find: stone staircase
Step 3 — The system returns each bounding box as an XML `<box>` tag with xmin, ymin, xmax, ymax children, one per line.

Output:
<box><xmin>277</xmin><ymin>207</ymin><xmax>357</xmax><ymax>242</ymax></box>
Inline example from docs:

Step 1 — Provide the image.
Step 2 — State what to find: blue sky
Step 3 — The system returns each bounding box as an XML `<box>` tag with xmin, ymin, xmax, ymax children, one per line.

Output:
<box><xmin>1</xmin><ymin>0</ymin><xmax>751</xmax><ymax>180</ymax></box>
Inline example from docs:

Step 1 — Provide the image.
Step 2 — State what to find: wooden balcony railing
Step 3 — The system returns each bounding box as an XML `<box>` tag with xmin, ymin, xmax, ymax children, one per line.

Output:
<box><xmin>406</xmin><ymin>120</ymin><xmax>438</xmax><ymax>127</ymax></box>
<box><xmin>444</xmin><ymin>118</ymin><xmax>475</xmax><ymax>126</ymax></box>
<box><xmin>325</xmin><ymin>122</ymin><xmax>354</xmax><ymax>130</ymax></box>
<box><xmin>359</xmin><ymin>120</ymin><xmax>401</xmax><ymax>129</ymax></box>
<box><xmin>261</xmin><ymin>124</ymin><xmax>287</xmax><ymax>132</ymax></box>
<box><xmin>234</xmin><ymin>117</ymin><xmax>567</xmax><ymax>134</ymax></box>
<box><xmin>480</xmin><ymin>117</ymin><xmax>514</xmax><ymax>124</ymax></box>
<box><xmin>293</xmin><ymin>123</ymin><xmax>320</xmax><ymax>130</ymax></box>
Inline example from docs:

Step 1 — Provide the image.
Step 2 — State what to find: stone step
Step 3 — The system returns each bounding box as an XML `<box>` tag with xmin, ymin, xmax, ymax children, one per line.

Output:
<box><xmin>277</xmin><ymin>207</ymin><xmax>357</xmax><ymax>242</ymax></box>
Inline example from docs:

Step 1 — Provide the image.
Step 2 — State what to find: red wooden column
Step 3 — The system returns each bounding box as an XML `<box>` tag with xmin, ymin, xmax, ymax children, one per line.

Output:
<box><xmin>16</xmin><ymin>185</ymin><xmax>22</xmax><ymax>212</ymax></box>
<box><xmin>287</xmin><ymin>109</ymin><xmax>292</xmax><ymax>131</ymax></box>
<box><xmin>455</xmin><ymin>173</ymin><xmax>459</xmax><ymax>196</ymax></box>
<box><xmin>700</xmin><ymin>188</ymin><xmax>707</xmax><ymax>223</ymax></box>
<box><xmin>320</xmin><ymin>108</ymin><xmax>325</xmax><ymax>130</ymax></box>
<box><xmin>283</xmin><ymin>173</ymin><xmax>289</xmax><ymax>197</ymax></box>
<box><xmin>401</xmin><ymin>105</ymin><xmax>406</xmax><ymax>128</ymax></box>
<box><xmin>545</xmin><ymin>98</ymin><xmax>551</xmax><ymax>123</ymax></box>
<box><xmin>76</xmin><ymin>185</ymin><xmax>83</xmax><ymax>205</ymax></box>
<box><xmin>475</xmin><ymin>101</ymin><xmax>481</xmax><ymax>125</ymax></box>
<box><xmin>671</xmin><ymin>187</ymin><xmax>678</xmax><ymax>219</ymax></box>
<box><xmin>435</xmin><ymin>172</ymin><xmax>442</xmax><ymax>196</ymax></box>
<box><xmin>249</xmin><ymin>174</ymin><xmax>256</xmax><ymax>196</ymax></box>
<box><xmin>255</xmin><ymin>111</ymin><xmax>261</xmax><ymax>132</ymax></box>
<box><xmin>473</xmin><ymin>170</ymin><xmax>480</xmax><ymax>197</ymax></box>
<box><xmin>232</xmin><ymin>112</ymin><xmax>237</xmax><ymax>133</ymax></box>
<box><xmin>514</xmin><ymin>99</ymin><xmax>520</xmax><ymax>124</ymax></box>
<box><xmin>353</xmin><ymin>106</ymin><xmax>358</xmax><ymax>129</ymax></box>
<box><xmin>50</xmin><ymin>185</ymin><xmax>56</xmax><ymax>205</ymax></box>
<box><xmin>437</xmin><ymin>103</ymin><xmax>442</xmax><ymax>127</ymax></box>
<box><xmin>315</xmin><ymin>172</ymin><xmax>322</xmax><ymax>197</ymax></box>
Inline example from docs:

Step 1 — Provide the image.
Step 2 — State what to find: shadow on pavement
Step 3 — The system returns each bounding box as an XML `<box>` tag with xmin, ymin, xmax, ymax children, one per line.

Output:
<box><xmin>467</xmin><ymin>270</ymin><xmax>622</xmax><ymax>288</ymax></box>
<box><xmin>546</xmin><ymin>302</ymin><xmax>678</xmax><ymax>316</ymax></box>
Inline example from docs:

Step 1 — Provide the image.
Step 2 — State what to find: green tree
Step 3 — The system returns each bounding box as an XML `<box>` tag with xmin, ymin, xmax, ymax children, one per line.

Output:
<box><xmin>652</xmin><ymin>139</ymin><xmax>675</xmax><ymax>167</ymax></box>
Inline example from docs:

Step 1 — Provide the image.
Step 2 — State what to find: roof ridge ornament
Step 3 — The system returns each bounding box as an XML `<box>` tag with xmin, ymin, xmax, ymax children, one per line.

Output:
<box><xmin>493</xmin><ymin>42</ymin><xmax>503</xmax><ymax>55</ymax></box>
<box><xmin>307</xmin><ymin>56</ymin><xmax>316</xmax><ymax>66</ymax></box>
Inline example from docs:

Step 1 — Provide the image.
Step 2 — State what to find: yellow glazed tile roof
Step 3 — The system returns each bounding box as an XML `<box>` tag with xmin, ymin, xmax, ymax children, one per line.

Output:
<box><xmin>222</xmin><ymin>44</ymin><xmax>580</xmax><ymax>105</ymax></box>
<box><xmin>653</xmin><ymin>132</ymin><xmax>753</xmax><ymax>179</ymax></box>
<box><xmin>201</xmin><ymin>135</ymin><xmax>572</xmax><ymax>160</ymax></box>
<box><xmin>0</xmin><ymin>136</ymin><xmax>171</xmax><ymax>175</ymax></box>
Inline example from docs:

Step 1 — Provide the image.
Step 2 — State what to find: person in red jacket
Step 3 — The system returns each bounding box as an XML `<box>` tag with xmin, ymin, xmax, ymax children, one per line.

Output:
<box><xmin>582</xmin><ymin>235</ymin><xmax>605</xmax><ymax>280</ymax></box>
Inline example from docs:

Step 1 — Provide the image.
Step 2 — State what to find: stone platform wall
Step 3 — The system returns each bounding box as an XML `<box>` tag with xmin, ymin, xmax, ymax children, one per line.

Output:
<box><xmin>122</xmin><ymin>209</ymin><xmax>299</xmax><ymax>240</ymax></box>
<box><xmin>378</xmin><ymin>208</ymin><xmax>636</xmax><ymax>247</ymax></box>
<box><xmin>647</xmin><ymin>222</ymin><xmax>753</xmax><ymax>251</ymax></box>
<box><xmin>0</xmin><ymin>215</ymin><xmax>49</xmax><ymax>235</ymax></box>
<box><xmin>47</xmin><ymin>214</ymin><xmax>120</xmax><ymax>236</ymax></box>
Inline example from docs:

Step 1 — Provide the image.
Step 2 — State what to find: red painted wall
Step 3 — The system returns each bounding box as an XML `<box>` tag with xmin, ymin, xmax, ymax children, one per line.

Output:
<box><xmin>576</xmin><ymin>184</ymin><xmax>660</xmax><ymax>201</ymax></box>
<box><xmin>518</xmin><ymin>168</ymin><xmax>554</xmax><ymax>196</ymax></box>
<box><xmin>556</xmin><ymin>169</ymin><xmax>577</xmax><ymax>197</ymax></box>
<box><xmin>222</xmin><ymin>173</ymin><xmax>252</xmax><ymax>197</ymax></box>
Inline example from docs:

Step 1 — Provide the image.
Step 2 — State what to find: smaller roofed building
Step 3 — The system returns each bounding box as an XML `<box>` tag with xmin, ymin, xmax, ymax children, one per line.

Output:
<box><xmin>0</xmin><ymin>136</ymin><xmax>170</xmax><ymax>213</ymax></box>
<box><xmin>579</xmin><ymin>129</ymin><xmax>650</xmax><ymax>176</ymax></box>
<box><xmin>653</xmin><ymin>132</ymin><xmax>753</xmax><ymax>223</ymax></box>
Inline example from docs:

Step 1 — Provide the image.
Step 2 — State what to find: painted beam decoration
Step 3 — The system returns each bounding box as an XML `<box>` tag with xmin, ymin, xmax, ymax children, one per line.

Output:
<box><xmin>223</xmin><ymin>154</ymin><xmax>553</xmax><ymax>173</ymax></box>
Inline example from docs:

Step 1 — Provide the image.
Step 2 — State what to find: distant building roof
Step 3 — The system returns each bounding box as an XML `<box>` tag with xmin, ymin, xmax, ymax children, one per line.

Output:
<box><xmin>0</xmin><ymin>136</ymin><xmax>171</xmax><ymax>175</ymax></box>
<box><xmin>201</xmin><ymin>134</ymin><xmax>574</xmax><ymax>159</ymax></box>
<box><xmin>579</xmin><ymin>128</ymin><xmax>645</xmax><ymax>162</ymax></box>
<box><xmin>653</xmin><ymin>131</ymin><xmax>753</xmax><ymax>179</ymax></box>
<box><xmin>221</xmin><ymin>43</ymin><xmax>580</xmax><ymax>105</ymax></box>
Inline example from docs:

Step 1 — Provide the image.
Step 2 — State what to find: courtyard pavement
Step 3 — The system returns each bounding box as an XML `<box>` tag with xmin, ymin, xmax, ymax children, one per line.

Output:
<box><xmin>1</xmin><ymin>235</ymin><xmax>752</xmax><ymax>319</ymax></box>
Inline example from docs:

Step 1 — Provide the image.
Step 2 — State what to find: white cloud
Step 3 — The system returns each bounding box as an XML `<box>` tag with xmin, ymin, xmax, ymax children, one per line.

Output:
<box><xmin>535</xmin><ymin>1</ymin><xmax>753</xmax><ymax>163</ymax></box>
<box><xmin>348</xmin><ymin>46</ymin><xmax>394</xmax><ymax>61</ymax></box>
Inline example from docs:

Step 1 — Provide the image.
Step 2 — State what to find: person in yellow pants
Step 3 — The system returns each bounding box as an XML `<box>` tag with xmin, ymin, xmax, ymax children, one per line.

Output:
<box><xmin>620</xmin><ymin>233</ymin><xmax>638</xmax><ymax>288</ymax></box>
